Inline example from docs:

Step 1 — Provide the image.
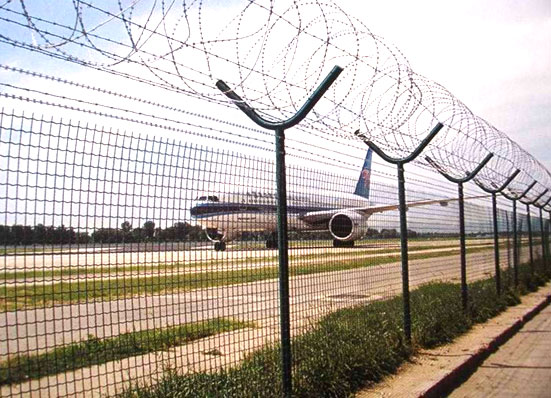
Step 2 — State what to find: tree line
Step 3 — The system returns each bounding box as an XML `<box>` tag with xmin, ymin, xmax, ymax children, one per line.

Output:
<box><xmin>0</xmin><ymin>221</ymin><xmax>207</xmax><ymax>246</ymax></box>
<box><xmin>0</xmin><ymin>222</ymin><xmax>462</xmax><ymax>246</ymax></box>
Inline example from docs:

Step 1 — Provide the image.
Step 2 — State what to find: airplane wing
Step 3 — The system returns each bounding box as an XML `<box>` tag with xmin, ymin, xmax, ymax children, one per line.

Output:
<box><xmin>300</xmin><ymin>194</ymin><xmax>488</xmax><ymax>225</ymax></box>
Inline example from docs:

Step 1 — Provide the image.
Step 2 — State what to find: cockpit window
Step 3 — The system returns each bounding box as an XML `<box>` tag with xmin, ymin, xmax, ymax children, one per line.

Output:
<box><xmin>208</xmin><ymin>196</ymin><xmax>219</xmax><ymax>202</ymax></box>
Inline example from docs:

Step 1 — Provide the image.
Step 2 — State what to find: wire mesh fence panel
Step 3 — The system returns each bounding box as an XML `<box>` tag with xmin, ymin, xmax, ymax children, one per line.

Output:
<box><xmin>517</xmin><ymin>210</ymin><xmax>528</xmax><ymax>274</ymax></box>
<box><xmin>0</xmin><ymin>112</ymin><xmax>287</xmax><ymax>397</ymax></box>
<box><xmin>405</xmin><ymin>175</ymin><xmax>462</xmax><ymax>290</ymax></box>
<box><xmin>463</xmin><ymin>199</ymin><xmax>495</xmax><ymax>283</ymax></box>
<box><xmin>286</xmin><ymin>167</ymin><xmax>403</xmax><ymax>337</ymax></box>
<box><xmin>1</xmin><ymin>111</ymin><xmax>551</xmax><ymax>397</ymax></box>
<box><xmin>1</xmin><ymin>1</ymin><xmax>551</xmax><ymax>397</ymax></box>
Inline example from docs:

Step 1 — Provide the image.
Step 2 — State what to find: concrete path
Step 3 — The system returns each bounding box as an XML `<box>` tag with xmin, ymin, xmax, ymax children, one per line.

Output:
<box><xmin>449</xmin><ymin>304</ymin><xmax>551</xmax><ymax>397</ymax></box>
<box><xmin>356</xmin><ymin>284</ymin><xmax>551</xmax><ymax>398</ymax></box>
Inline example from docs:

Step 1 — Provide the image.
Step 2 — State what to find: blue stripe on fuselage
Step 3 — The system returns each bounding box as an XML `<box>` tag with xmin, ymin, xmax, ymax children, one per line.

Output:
<box><xmin>190</xmin><ymin>202</ymin><xmax>330</xmax><ymax>219</ymax></box>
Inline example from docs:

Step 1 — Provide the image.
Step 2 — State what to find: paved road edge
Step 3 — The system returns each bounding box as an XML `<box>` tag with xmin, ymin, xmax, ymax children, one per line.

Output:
<box><xmin>420</xmin><ymin>291</ymin><xmax>551</xmax><ymax>398</ymax></box>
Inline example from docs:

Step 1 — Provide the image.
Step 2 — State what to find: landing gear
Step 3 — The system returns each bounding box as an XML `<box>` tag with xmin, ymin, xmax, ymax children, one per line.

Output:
<box><xmin>214</xmin><ymin>241</ymin><xmax>226</xmax><ymax>251</ymax></box>
<box><xmin>333</xmin><ymin>239</ymin><xmax>355</xmax><ymax>248</ymax></box>
<box><xmin>266</xmin><ymin>232</ymin><xmax>278</xmax><ymax>249</ymax></box>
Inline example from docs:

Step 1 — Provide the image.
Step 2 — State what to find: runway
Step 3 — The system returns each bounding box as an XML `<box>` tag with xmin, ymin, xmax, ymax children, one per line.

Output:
<box><xmin>0</xmin><ymin>239</ymin><xmax>536</xmax><ymax>397</ymax></box>
<box><xmin>1</xmin><ymin>238</ymin><xmax>494</xmax><ymax>272</ymax></box>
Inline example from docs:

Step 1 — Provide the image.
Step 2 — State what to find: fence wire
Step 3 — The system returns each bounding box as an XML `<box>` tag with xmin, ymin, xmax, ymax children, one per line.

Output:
<box><xmin>1</xmin><ymin>1</ymin><xmax>551</xmax><ymax>397</ymax></box>
<box><xmin>1</xmin><ymin>110</ymin><xmax>549</xmax><ymax>397</ymax></box>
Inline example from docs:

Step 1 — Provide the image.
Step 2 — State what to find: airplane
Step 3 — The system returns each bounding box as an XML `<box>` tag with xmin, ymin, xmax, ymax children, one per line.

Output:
<box><xmin>190</xmin><ymin>149</ymin><xmax>460</xmax><ymax>251</ymax></box>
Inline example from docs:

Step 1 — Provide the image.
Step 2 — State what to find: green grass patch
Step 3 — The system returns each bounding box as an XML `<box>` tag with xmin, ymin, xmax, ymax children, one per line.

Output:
<box><xmin>0</xmin><ymin>317</ymin><xmax>254</xmax><ymax>386</ymax></box>
<box><xmin>118</xmin><ymin>262</ymin><xmax>551</xmax><ymax>398</ymax></box>
<box><xmin>0</xmin><ymin>242</ymin><xmax>489</xmax><ymax>282</ymax></box>
<box><xmin>0</xmin><ymin>244</ymin><xmax>509</xmax><ymax>311</ymax></box>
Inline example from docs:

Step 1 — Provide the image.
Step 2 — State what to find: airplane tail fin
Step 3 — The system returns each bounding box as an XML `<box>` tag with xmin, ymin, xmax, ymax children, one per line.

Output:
<box><xmin>354</xmin><ymin>148</ymin><xmax>372</xmax><ymax>199</ymax></box>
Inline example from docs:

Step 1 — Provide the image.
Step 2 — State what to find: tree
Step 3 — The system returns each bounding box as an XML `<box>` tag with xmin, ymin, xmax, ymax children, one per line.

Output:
<box><xmin>365</xmin><ymin>228</ymin><xmax>379</xmax><ymax>237</ymax></box>
<box><xmin>173</xmin><ymin>222</ymin><xmax>191</xmax><ymax>241</ymax></box>
<box><xmin>380</xmin><ymin>228</ymin><xmax>398</xmax><ymax>239</ymax></box>
<box><xmin>11</xmin><ymin>225</ymin><xmax>24</xmax><ymax>245</ymax></box>
<box><xmin>0</xmin><ymin>225</ymin><xmax>9</xmax><ymax>245</ymax></box>
<box><xmin>120</xmin><ymin>221</ymin><xmax>133</xmax><ymax>242</ymax></box>
<box><xmin>34</xmin><ymin>224</ymin><xmax>46</xmax><ymax>244</ymax></box>
<box><xmin>121</xmin><ymin>221</ymin><xmax>132</xmax><ymax>233</ymax></box>
<box><xmin>143</xmin><ymin>221</ymin><xmax>156</xmax><ymax>240</ymax></box>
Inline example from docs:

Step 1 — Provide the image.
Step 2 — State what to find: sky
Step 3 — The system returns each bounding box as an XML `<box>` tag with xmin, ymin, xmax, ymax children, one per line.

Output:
<box><xmin>0</xmin><ymin>0</ymin><xmax>549</xmax><ymax>205</ymax></box>
<box><xmin>1</xmin><ymin>0</ymin><xmax>548</xmax><ymax>170</ymax></box>
<box><xmin>341</xmin><ymin>0</ymin><xmax>551</xmax><ymax>170</ymax></box>
<box><xmin>0</xmin><ymin>0</ymin><xmax>548</xmax><ymax>229</ymax></box>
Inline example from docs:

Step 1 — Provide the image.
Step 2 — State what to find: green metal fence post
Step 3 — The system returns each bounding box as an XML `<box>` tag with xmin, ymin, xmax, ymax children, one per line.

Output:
<box><xmin>397</xmin><ymin>162</ymin><xmax>411</xmax><ymax>341</ymax></box>
<box><xmin>521</xmin><ymin>189</ymin><xmax>548</xmax><ymax>274</ymax></box>
<box><xmin>216</xmin><ymin>66</ymin><xmax>343</xmax><ymax>397</ymax></box>
<box><xmin>474</xmin><ymin>169</ymin><xmax>519</xmax><ymax>296</ymax></box>
<box><xmin>425</xmin><ymin>153</ymin><xmax>493</xmax><ymax>309</ymax></box>
<box><xmin>526</xmin><ymin>204</ymin><xmax>534</xmax><ymax>274</ymax></box>
<box><xmin>548</xmin><ymin>211</ymin><xmax>551</xmax><ymax>270</ymax></box>
<box><xmin>513</xmin><ymin>200</ymin><xmax>519</xmax><ymax>285</ymax></box>
<box><xmin>502</xmin><ymin>181</ymin><xmax>538</xmax><ymax>287</ymax></box>
<box><xmin>539</xmin><ymin>205</ymin><xmax>549</xmax><ymax>271</ymax></box>
<box><xmin>274</xmin><ymin>126</ymin><xmax>292</xmax><ymax>395</ymax></box>
<box><xmin>491</xmin><ymin>194</ymin><xmax>501</xmax><ymax>292</ymax></box>
<box><xmin>458</xmin><ymin>182</ymin><xmax>467</xmax><ymax>309</ymax></box>
<box><xmin>538</xmin><ymin>197</ymin><xmax>551</xmax><ymax>271</ymax></box>
<box><xmin>356</xmin><ymin>122</ymin><xmax>444</xmax><ymax>343</ymax></box>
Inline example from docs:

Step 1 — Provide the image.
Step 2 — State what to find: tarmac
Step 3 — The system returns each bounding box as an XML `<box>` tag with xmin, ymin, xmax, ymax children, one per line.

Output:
<box><xmin>356</xmin><ymin>283</ymin><xmax>551</xmax><ymax>397</ymax></box>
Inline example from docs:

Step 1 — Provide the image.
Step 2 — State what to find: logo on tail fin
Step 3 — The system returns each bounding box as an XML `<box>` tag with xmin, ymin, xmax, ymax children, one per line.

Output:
<box><xmin>354</xmin><ymin>149</ymin><xmax>372</xmax><ymax>199</ymax></box>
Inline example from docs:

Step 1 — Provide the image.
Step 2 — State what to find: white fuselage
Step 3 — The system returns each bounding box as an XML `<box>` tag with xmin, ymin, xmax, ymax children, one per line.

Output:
<box><xmin>190</xmin><ymin>190</ymin><xmax>370</xmax><ymax>241</ymax></box>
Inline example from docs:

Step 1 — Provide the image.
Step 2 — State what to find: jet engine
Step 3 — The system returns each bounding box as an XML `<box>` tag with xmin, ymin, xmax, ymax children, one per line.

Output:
<box><xmin>205</xmin><ymin>228</ymin><xmax>238</xmax><ymax>251</ymax></box>
<box><xmin>328</xmin><ymin>212</ymin><xmax>365</xmax><ymax>242</ymax></box>
<box><xmin>205</xmin><ymin>228</ymin><xmax>224</xmax><ymax>242</ymax></box>
<box><xmin>205</xmin><ymin>228</ymin><xmax>238</xmax><ymax>242</ymax></box>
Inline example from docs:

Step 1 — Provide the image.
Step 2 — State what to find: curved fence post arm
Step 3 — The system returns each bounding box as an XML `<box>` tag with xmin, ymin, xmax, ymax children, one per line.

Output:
<box><xmin>475</xmin><ymin>169</ymin><xmax>521</xmax><ymax>194</ymax></box>
<box><xmin>538</xmin><ymin>197</ymin><xmax>551</xmax><ymax>209</ymax></box>
<box><xmin>424</xmin><ymin>153</ymin><xmax>493</xmax><ymax>184</ymax></box>
<box><xmin>424</xmin><ymin>152</ymin><xmax>493</xmax><ymax>306</ymax></box>
<box><xmin>501</xmin><ymin>190</ymin><xmax>517</xmax><ymax>201</ymax></box>
<box><xmin>216</xmin><ymin>65</ymin><xmax>343</xmax><ymax>398</ymax></box>
<box><xmin>216</xmin><ymin>65</ymin><xmax>343</xmax><ymax>131</ymax></box>
<box><xmin>354</xmin><ymin>122</ymin><xmax>444</xmax><ymax>164</ymax></box>
<box><xmin>501</xmin><ymin>179</ymin><xmax>537</xmax><ymax>201</ymax></box>
<box><xmin>353</xmin><ymin>121</ymin><xmax>444</xmax><ymax>344</ymax></box>
<box><xmin>518</xmin><ymin>180</ymin><xmax>538</xmax><ymax>200</ymax></box>
<box><xmin>521</xmin><ymin>189</ymin><xmax>549</xmax><ymax>206</ymax></box>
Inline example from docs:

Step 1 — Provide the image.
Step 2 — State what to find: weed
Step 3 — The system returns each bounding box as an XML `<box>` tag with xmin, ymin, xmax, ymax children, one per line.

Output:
<box><xmin>0</xmin><ymin>318</ymin><xmax>253</xmax><ymax>386</ymax></box>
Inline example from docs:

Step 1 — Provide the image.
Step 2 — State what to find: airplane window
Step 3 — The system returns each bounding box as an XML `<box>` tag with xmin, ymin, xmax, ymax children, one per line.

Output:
<box><xmin>197</xmin><ymin>196</ymin><xmax>207</xmax><ymax>201</ymax></box>
<box><xmin>208</xmin><ymin>196</ymin><xmax>219</xmax><ymax>202</ymax></box>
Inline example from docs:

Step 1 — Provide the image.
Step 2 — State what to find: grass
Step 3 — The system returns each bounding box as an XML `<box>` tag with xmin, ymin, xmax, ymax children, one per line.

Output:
<box><xmin>0</xmin><ymin>244</ymin><xmax>507</xmax><ymax>311</ymax></box>
<box><xmin>117</xmin><ymin>261</ymin><xmax>551</xmax><ymax>398</ymax></box>
<box><xmin>0</xmin><ymin>317</ymin><xmax>254</xmax><ymax>386</ymax></box>
<box><xmin>0</xmin><ymin>247</ymin><xmax>66</xmax><ymax>255</ymax></box>
<box><xmin>0</xmin><ymin>240</ymin><xmax>501</xmax><ymax>282</ymax></box>
<box><xmin>0</xmin><ymin>242</ymin><xmax>530</xmax><ymax>312</ymax></box>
